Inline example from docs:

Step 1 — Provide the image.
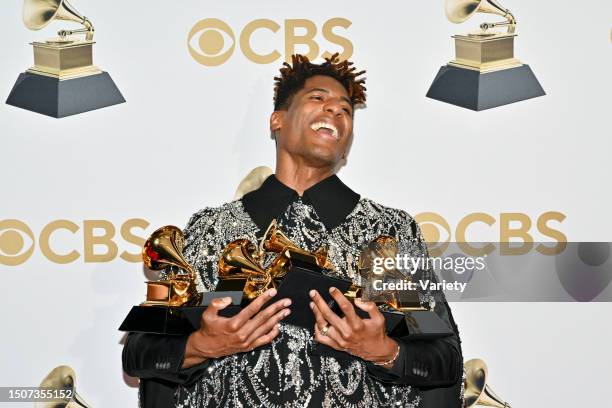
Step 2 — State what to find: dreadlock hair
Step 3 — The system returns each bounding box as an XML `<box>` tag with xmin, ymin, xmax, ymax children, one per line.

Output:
<box><xmin>273</xmin><ymin>53</ymin><xmax>366</xmax><ymax>111</ymax></box>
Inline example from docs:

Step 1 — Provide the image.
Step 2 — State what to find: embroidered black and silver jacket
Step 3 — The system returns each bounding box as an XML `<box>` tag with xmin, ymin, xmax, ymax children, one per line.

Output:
<box><xmin>123</xmin><ymin>175</ymin><xmax>463</xmax><ymax>408</ymax></box>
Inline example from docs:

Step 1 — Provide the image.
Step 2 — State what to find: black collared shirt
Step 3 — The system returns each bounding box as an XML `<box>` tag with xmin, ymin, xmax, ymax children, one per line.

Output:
<box><xmin>242</xmin><ymin>174</ymin><xmax>360</xmax><ymax>232</ymax></box>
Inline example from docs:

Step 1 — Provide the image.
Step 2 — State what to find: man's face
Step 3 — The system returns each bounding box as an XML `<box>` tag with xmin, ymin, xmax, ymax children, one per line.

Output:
<box><xmin>271</xmin><ymin>75</ymin><xmax>354</xmax><ymax>169</ymax></box>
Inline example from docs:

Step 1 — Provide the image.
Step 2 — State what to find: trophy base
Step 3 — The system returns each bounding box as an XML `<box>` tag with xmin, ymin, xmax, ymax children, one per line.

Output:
<box><xmin>119</xmin><ymin>305</ymin><xmax>199</xmax><ymax>335</ymax></box>
<box><xmin>119</xmin><ymin>303</ymin><xmax>243</xmax><ymax>335</ymax></box>
<box><xmin>426</xmin><ymin>64</ymin><xmax>545</xmax><ymax>111</ymax></box>
<box><xmin>5</xmin><ymin>71</ymin><xmax>125</xmax><ymax>118</ymax></box>
<box><xmin>272</xmin><ymin>262</ymin><xmax>353</xmax><ymax>329</ymax></box>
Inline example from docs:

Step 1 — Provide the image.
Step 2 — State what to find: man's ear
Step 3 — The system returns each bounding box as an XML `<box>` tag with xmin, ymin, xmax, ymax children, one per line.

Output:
<box><xmin>270</xmin><ymin>111</ymin><xmax>283</xmax><ymax>133</ymax></box>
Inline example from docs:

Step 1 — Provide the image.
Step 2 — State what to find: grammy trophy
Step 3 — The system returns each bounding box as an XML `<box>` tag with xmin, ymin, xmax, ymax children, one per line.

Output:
<box><xmin>6</xmin><ymin>0</ymin><xmax>125</xmax><ymax>118</ymax></box>
<box><xmin>427</xmin><ymin>0</ymin><xmax>545</xmax><ymax>111</ymax></box>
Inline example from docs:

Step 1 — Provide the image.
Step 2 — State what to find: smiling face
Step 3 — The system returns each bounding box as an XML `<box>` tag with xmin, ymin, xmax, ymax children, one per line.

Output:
<box><xmin>270</xmin><ymin>75</ymin><xmax>354</xmax><ymax>169</ymax></box>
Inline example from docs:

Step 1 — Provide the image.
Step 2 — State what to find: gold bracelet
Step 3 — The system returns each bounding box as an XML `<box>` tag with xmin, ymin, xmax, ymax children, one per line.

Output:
<box><xmin>373</xmin><ymin>343</ymin><xmax>401</xmax><ymax>366</ymax></box>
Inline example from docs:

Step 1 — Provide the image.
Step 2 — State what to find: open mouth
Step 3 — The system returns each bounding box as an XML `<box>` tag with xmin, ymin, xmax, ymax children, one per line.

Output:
<box><xmin>310</xmin><ymin>121</ymin><xmax>339</xmax><ymax>140</ymax></box>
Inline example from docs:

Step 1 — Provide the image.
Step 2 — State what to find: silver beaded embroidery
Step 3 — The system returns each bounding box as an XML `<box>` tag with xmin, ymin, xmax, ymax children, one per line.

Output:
<box><xmin>173</xmin><ymin>197</ymin><xmax>459</xmax><ymax>408</ymax></box>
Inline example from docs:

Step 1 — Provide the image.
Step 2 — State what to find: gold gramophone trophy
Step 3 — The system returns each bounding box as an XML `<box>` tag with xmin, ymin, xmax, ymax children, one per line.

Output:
<box><xmin>120</xmin><ymin>220</ymin><xmax>450</xmax><ymax>335</ymax></box>
<box><xmin>260</xmin><ymin>219</ymin><xmax>333</xmax><ymax>271</ymax></box>
<box><xmin>215</xmin><ymin>238</ymin><xmax>280</xmax><ymax>302</ymax></box>
<box><xmin>426</xmin><ymin>0</ymin><xmax>545</xmax><ymax>111</ymax></box>
<box><xmin>119</xmin><ymin>221</ymin><xmax>341</xmax><ymax>334</ymax></box>
<box><xmin>207</xmin><ymin>219</ymin><xmax>346</xmax><ymax>328</ymax></box>
<box><xmin>6</xmin><ymin>0</ymin><xmax>125</xmax><ymax>118</ymax></box>
<box><xmin>354</xmin><ymin>235</ymin><xmax>454</xmax><ymax>338</ymax></box>
<box><xmin>141</xmin><ymin>226</ymin><xmax>202</xmax><ymax>307</ymax></box>
<box><xmin>358</xmin><ymin>235</ymin><xmax>426</xmax><ymax>311</ymax></box>
<box><xmin>119</xmin><ymin>226</ymin><xmax>204</xmax><ymax>334</ymax></box>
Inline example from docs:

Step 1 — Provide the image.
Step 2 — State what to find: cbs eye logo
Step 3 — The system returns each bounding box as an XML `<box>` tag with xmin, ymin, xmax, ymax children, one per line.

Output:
<box><xmin>414</xmin><ymin>212</ymin><xmax>452</xmax><ymax>257</ymax></box>
<box><xmin>414</xmin><ymin>211</ymin><xmax>567</xmax><ymax>257</ymax></box>
<box><xmin>0</xmin><ymin>220</ymin><xmax>35</xmax><ymax>266</ymax></box>
<box><xmin>0</xmin><ymin>219</ymin><xmax>149</xmax><ymax>266</ymax></box>
<box><xmin>187</xmin><ymin>17</ymin><xmax>353</xmax><ymax>66</ymax></box>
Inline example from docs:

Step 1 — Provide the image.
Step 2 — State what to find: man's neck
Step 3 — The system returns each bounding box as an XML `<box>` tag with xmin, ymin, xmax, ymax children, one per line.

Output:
<box><xmin>275</xmin><ymin>154</ymin><xmax>335</xmax><ymax>196</ymax></box>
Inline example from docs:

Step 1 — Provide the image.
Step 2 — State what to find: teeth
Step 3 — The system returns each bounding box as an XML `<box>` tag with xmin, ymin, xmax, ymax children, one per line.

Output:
<box><xmin>310</xmin><ymin>122</ymin><xmax>339</xmax><ymax>140</ymax></box>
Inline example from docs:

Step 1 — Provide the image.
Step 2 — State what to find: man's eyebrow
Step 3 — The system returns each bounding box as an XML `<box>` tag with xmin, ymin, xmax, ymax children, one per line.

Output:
<box><xmin>305</xmin><ymin>88</ymin><xmax>352</xmax><ymax>107</ymax></box>
<box><xmin>305</xmin><ymin>87</ymin><xmax>330</xmax><ymax>95</ymax></box>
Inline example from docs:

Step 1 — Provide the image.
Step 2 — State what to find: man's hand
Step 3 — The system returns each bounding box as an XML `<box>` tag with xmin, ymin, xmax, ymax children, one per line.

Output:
<box><xmin>310</xmin><ymin>287</ymin><xmax>398</xmax><ymax>368</ymax></box>
<box><xmin>183</xmin><ymin>288</ymin><xmax>291</xmax><ymax>368</ymax></box>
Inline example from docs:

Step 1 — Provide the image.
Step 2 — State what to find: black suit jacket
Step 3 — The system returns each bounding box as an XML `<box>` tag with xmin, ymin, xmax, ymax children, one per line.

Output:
<box><xmin>122</xmin><ymin>333</ymin><xmax>209</xmax><ymax>408</ymax></box>
<box><xmin>123</xmin><ymin>320</ymin><xmax>464</xmax><ymax>407</ymax></box>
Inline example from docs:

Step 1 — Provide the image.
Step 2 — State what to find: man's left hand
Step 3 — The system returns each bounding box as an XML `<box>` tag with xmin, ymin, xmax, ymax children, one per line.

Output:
<box><xmin>309</xmin><ymin>287</ymin><xmax>398</xmax><ymax>367</ymax></box>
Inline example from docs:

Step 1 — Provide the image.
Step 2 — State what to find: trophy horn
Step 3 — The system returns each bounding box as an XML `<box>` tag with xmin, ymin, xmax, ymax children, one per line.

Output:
<box><xmin>35</xmin><ymin>365</ymin><xmax>91</xmax><ymax>408</ymax></box>
<box><xmin>261</xmin><ymin>220</ymin><xmax>334</xmax><ymax>269</ymax></box>
<box><xmin>219</xmin><ymin>239</ymin><xmax>273</xmax><ymax>300</ymax></box>
<box><xmin>464</xmin><ymin>359</ymin><xmax>511</xmax><ymax>408</ymax></box>
<box><xmin>219</xmin><ymin>239</ymin><xmax>268</xmax><ymax>279</ymax></box>
<box><xmin>260</xmin><ymin>219</ymin><xmax>292</xmax><ymax>254</ymax></box>
<box><xmin>142</xmin><ymin>226</ymin><xmax>197</xmax><ymax>280</ymax></box>
<box><xmin>23</xmin><ymin>0</ymin><xmax>94</xmax><ymax>40</ymax></box>
<box><xmin>445</xmin><ymin>0</ymin><xmax>516</xmax><ymax>33</ymax></box>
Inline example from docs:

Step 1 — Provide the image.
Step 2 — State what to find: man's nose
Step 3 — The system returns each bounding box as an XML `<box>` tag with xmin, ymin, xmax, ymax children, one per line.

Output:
<box><xmin>323</xmin><ymin>99</ymin><xmax>342</xmax><ymax>115</ymax></box>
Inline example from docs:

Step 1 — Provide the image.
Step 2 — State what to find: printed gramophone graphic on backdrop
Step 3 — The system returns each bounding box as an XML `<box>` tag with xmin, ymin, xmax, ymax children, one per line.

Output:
<box><xmin>427</xmin><ymin>0</ymin><xmax>545</xmax><ymax>111</ymax></box>
<box><xmin>5</xmin><ymin>0</ymin><xmax>125</xmax><ymax>118</ymax></box>
<box><xmin>36</xmin><ymin>365</ymin><xmax>91</xmax><ymax>408</ymax></box>
<box><xmin>463</xmin><ymin>359</ymin><xmax>512</xmax><ymax>408</ymax></box>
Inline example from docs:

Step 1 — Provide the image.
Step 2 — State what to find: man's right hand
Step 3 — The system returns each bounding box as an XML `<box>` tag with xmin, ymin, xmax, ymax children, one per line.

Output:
<box><xmin>182</xmin><ymin>288</ymin><xmax>291</xmax><ymax>368</ymax></box>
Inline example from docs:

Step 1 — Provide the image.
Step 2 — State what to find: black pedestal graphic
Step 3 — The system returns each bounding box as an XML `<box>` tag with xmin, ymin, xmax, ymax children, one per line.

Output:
<box><xmin>6</xmin><ymin>71</ymin><xmax>125</xmax><ymax>118</ymax></box>
<box><xmin>426</xmin><ymin>64</ymin><xmax>545</xmax><ymax>111</ymax></box>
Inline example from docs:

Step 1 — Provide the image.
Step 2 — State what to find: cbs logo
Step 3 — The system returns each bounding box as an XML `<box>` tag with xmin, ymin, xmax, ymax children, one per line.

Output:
<box><xmin>0</xmin><ymin>219</ymin><xmax>149</xmax><ymax>266</ymax></box>
<box><xmin>187</xmin><ymin>18</ymin><xmax>353</xmax><ymax>66</ymax></box>
<box><xmin>414</xmin><ymin>211</ymin><xmax>567</xmax><ymax>257</ymax></box>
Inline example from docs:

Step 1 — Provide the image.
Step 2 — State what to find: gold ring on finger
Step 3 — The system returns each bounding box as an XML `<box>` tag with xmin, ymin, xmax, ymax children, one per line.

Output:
<box><xmin>320</xmin><ymin>324</ymin><xmax>330</xmax><ymax>336</ymax></box>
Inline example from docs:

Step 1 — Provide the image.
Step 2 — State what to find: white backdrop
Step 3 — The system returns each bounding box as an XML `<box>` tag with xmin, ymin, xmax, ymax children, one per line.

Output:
<box><xmin>1</xmin><ymin>1</ymin><xmax>611</xmax><ymax>406</ymax></box>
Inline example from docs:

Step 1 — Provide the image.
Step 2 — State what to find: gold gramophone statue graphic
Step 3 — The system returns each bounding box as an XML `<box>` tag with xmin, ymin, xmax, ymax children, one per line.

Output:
<box><xmin>426</xmin><ymin>0</ymin><xmax>545</xmax><ymax>111</ymax></box>
<box><xmin>464</xmin><ymin>359</ymin><xmax>512</xmax><ymax>408</ymax></box>
<box><xmin>6</xmin><ymin>0</ymin><xmax>125</xmax><ymax>118</ymax></box>
<box><xmin>36</xmin><ymin>365</ymin><xmax>91</xmax><ymax>408</ymax></box>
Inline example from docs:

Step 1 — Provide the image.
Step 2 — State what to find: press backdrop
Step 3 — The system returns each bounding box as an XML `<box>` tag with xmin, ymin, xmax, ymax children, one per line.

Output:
<box><xmin>1</xmin><ymin>1</ymin><xmax>611</xmax><ymax>406</ymax></box>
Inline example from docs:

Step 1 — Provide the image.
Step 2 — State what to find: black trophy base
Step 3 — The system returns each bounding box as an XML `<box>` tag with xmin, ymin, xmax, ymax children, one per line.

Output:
<box><xmin>6</xmin><ymin>71</ymin><xmax>125</xmax><ymax>118</ymax></box>
<box><xmin>272</xmin><ymin>261</ymin><xmax>351</xmax><ymax>329</ymax></box>
<box><xmin>119</xmin><ymin>304</ymin><xmax>242</xmax><ymax>335</ymax></box>
<box><xmin>118</xmin><ymin>306</ymin><xmax>197</xmax><ymax>335</ymax></box>
<box><xmin>426</xmin><ymin>64</ymin><xmax>545</xmax><ymax>111</ymax></box>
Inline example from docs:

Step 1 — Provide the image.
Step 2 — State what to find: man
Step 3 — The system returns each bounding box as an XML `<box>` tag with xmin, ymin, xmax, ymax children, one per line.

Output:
<box><xmin>123</xmin><ymin>54</ymin><xmax>463</xmax><ymax>407</ymax></box>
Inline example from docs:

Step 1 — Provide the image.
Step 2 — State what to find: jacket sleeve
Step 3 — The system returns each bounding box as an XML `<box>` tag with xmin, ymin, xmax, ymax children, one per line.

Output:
<box><xmin>121</xmin><ymin>208</ymin><xmax>217</xmax><ymax>385</ymax></box>
<box><xmin>122</xmin><ymin>332</ymin><xmax>210</xmax><ymax>385</ymax></box>
<box><xmin>366</xmin><ymin>213</ymin><xmax>464</xmax><ymax>389</ymax></box>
